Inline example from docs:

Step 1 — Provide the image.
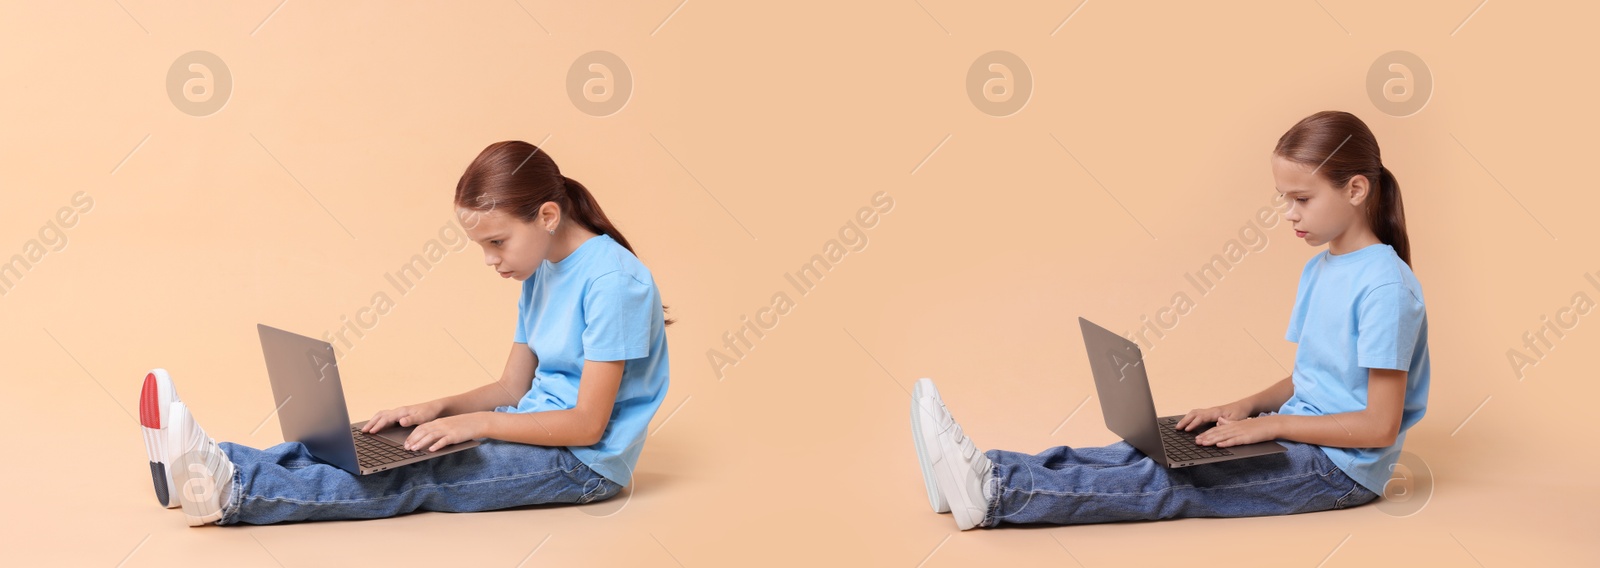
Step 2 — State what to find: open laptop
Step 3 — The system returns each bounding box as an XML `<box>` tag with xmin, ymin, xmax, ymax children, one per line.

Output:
<box><xmin>1078</xmin><ymin>317</ymin><xmax>1285</xmax><ymax>468</ymax></box>
<box><xmin>257</xmin><ymin>323</ymin><xmax>480</xmax><ymax>475</ymax></box>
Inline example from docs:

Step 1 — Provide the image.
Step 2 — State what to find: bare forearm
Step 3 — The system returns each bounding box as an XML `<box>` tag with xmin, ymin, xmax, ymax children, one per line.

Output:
<box><xmin>1235</xmin><ymin>376</ymin><xmax>1293</xmax><ymax>415</ymax></box>
<box><xmin>1266</xmin><ymin>412</ymin><xmax>1398</xmax><ymax>448</ymax></box>
<box><xmin>459</xmin><ymin>358</ymin><xmax>620</xmax><ymax>448</ymax></box>
<box><xmin>436</xmin><ymin>382</ymin><xmax>522</xmax><ymax>418</ymax></box>
<box><xmin>1201</xmin><ymin>368</ymin><xmax>1408</xmax><ymax>450</ymax></box>
<box><xmin>481</xmin><ymin>409</ymin><xmax>603</xmax><ymax>446</ymax></box>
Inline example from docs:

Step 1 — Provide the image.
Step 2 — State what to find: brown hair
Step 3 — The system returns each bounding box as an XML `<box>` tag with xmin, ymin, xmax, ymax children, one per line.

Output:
<box><xmin>455</xmin><ymin>141</ymin><xmax>674</xmax><ymax>326</ymax></box>
<box><xmin>1274</xmin><ymin>111</ymin><xmax>1412</xmax><ymax>267</ymax></box>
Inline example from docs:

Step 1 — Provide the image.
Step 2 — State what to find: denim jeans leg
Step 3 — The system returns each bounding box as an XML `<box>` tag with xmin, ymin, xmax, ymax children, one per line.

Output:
<box><xmin>981</xmin><ymin>440</ymin><xmax>1373</xmax><ymax>527</ymax></box>
<box><xmin>215</xmin><ymin>439</ymin><xmax>623</xmax><ymax>525</ymax></box>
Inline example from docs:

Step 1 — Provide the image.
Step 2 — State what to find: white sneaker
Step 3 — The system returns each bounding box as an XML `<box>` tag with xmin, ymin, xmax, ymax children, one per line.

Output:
<box><xmin>911</xmin><ymin>379</ymin><xmax>950</xmax><ymax>513</ymax></box>
<box><xmin>168</xmin><ymin>401</ymin><xmax>235</xmax><ymax>526</ymax></box>
<box><xmin>139</xmin><ymin>369</ymin><xmax>182</xmax><ymax>508</ymax></box>
<box><xmin>911</xmin><ymin>378</ymin><xmax>994</xmax><ymax>530</ymax></box>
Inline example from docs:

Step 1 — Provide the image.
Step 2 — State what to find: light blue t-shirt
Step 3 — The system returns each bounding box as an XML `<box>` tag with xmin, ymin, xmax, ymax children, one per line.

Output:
<box><xmin>1279</xmin><ymin>243</ymin><xmax>1430</xmax><ymax>495</ymax></box>
<box><xmin>494</xmin><ymin>233</ymin><xmax>669</xmax><ymax>486</ymax></box>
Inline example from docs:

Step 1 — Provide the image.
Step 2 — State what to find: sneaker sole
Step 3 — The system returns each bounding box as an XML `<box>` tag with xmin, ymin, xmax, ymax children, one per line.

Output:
<box><xmin>139</xmin><ymin>369</ymin><xmax>180</xmax><ymax>508</ymax></box>
<box><xmin>911</xmin><ymin>379</ymin><xmax>950</xmax><ymax>513</ymax></box>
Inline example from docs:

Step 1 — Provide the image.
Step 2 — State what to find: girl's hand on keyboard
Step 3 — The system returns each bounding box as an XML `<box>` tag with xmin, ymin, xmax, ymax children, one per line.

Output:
<box><xmin>1196</xmin><ymin>415</ymin><xmax>1278</xmax><ymax>447</ymax></box>
<box><xmin>1175</xmin><ymin>402</ymin><xmax>1251</xmax><ymax>432</ymax></box>
<box><xmin>404</xmin><ymin>413</ymin><xmax>488</xmax><ymax>452</ymax></box>
<box><xmin>364</xmin><ymin>401</ymin><xmax>444</xmax><ymax>434</ymax></box>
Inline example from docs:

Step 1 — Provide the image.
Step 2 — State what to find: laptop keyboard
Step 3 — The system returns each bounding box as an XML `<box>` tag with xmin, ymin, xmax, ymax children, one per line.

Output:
<box><xmin>1157</xmin><ymin>417</ymin><xmax>1234</xmax><ymax>462</ymax></box>
<box><xmin>352</xmin><ymin>425</ymin><xmax>430</xmax><ymax>469</ymax></box>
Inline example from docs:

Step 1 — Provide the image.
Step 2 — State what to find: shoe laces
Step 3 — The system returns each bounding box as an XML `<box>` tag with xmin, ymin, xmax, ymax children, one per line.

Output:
<box><xmin>938</xmin><ymin>412</ymin><xmax>981</xmax><ymax>460</ymax></box>
<box><xmin>927</xmin><ymin>398</ymin><xmax>983</xmax><ymax>459</ymax></box>
<box><xmin>180</xmin><ymin>411</ymin><xmax>218</xmax><ymax>454</ymax></box>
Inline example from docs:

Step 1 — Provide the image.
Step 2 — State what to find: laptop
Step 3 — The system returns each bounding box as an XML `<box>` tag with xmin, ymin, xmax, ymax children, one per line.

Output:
<box><xmin>1078</xmin><ymin>317</ymin><xmax>1285</xmax><ymax>468</ymax></box>
<box><xmin>257</xmin><ymin>323</ymin><xmax>481</xmax><ymax>475</ymax></box>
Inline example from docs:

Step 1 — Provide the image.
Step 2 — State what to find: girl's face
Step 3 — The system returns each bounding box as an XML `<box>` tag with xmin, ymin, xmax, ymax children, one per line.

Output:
<box><xmin>458</xmin><ymin>206</ymin><xmax>554</xmax><ymax>281</ymax></box>
<box><xmin>1271</xmin><ymin>154</ymin><xmax>1371</xmax><ymax>249</ymax></box>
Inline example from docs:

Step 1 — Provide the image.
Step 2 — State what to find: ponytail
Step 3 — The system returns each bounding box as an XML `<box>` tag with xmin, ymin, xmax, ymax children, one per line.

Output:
<box><xmin>561</xmin><ymin>175</ymin><xmax>636</xmax><ymax>255</ymax></box>
<box><xmin>1372</xmin><ymin>166</ymin><xmax>1411</xmax><ymax>267</ymax></box>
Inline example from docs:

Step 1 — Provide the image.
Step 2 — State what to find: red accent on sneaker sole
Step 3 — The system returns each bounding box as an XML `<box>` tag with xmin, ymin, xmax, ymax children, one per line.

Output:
<box><xmin>140</xmin><ymin>372</ymin><xmax>161</xmax><ymax>429</ymax></box>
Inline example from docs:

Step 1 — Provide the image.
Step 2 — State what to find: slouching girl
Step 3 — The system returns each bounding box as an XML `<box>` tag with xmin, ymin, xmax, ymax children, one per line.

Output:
<box><xmin>140</xmin><ymin>141</ymin><xmax>673</xmax><ymax>526</ymax></box>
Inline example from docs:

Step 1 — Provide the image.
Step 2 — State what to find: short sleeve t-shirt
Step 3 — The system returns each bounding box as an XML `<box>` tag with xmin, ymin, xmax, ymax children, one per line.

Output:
<box><xmin>494</xmin><ymin>233</ymin><xmax>670</xmax><ymax>486</ymax></box>
<box><xmin>1280</xmin><ymin>243</ymin><xmax>1430</xmax><ymax>495</ymax></box>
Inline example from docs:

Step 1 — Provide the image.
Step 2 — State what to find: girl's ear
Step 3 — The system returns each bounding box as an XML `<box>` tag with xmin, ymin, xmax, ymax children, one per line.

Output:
<box><xmin>536</xmin><ymin>201</ymin><xmax>562</xmax><ymax>232</ymax></box>
<box><xmin>1345</xmin><ymin>174</ymin><xmax>1372</xmax><ymax>207</ymax></box>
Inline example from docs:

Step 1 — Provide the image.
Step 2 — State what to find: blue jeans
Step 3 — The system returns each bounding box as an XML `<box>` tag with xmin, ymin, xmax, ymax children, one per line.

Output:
<box><xmin>214</xmin><ymin>439</ymin><xmax>623</xmax><ymax>525</ymax></box>
<box><xmin>981</xmin><ymin>439</ymin><xmax>1378</xmax><ymax>527</ymax></box>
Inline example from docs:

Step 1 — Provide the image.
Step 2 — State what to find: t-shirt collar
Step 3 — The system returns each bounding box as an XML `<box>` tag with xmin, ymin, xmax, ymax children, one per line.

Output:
<box><xmin>1322</xmin><ymin>242</ymin><xmax>1391</xmax><ymax>265</ymax></box>
<box><xmin>544</xmin><ymin>233</ymin><xmax>610</xmax><ymax>273</ymax></box>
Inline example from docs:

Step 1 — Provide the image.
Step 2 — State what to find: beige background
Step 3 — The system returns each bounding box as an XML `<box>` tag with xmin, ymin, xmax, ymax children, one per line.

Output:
<box><xmin>2</xmin><ymin>1</ymin><xmax>1596</xmax><ymax>566</ymax></box>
